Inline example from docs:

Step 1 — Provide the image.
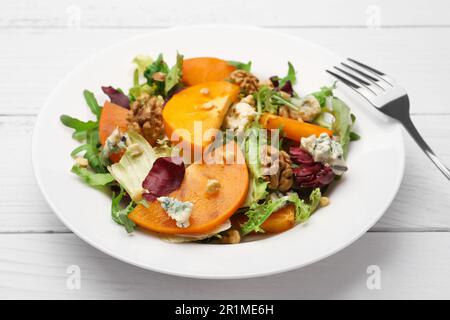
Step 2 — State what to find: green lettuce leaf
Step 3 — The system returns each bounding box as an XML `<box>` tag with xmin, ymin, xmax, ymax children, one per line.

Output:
<box><xmin>240</xmin><ymin>188</ymin><xmax>321</xmax><ymax>235</ymax></box>
<box><xmin>111</xmin><ymin>187</ymin><xmax>136</xmax><ymax>233</ymax></box>
<box><xmin>133</xmin><ymin>55</ymin><xmax>153</xmax><ymax>74</ymax></box>
<box><xmin>228</xmin><ymin>60</ymin><xmax>252</xmax><ymax>72</ymax></box>
<box><xmin>143</xmin><ymin>53</ymin><xmax>170</xmax><ymax>96</ymax></box>
<box><xmin>312</xmin><ymin>84</ymin><xmax>335</xmax><ymax>107</ymax></box>
<box><xmin>165</xmin><ymin>52</ymin><xmax>184</xmax><ymax>95</ymax></box>
<box><xmin>279</xmin><ymin>61</ymin><xmax>296</xmax><ymax>87</ymax></box>
<box><xmin>332</xmin><ymin>97</ymin><xmax>352</xmax><ymax>158</ymax></box>
<box><xmin>71</xmin><ymin>165</ymin><xmax>115</xmax><ymax>186</ymax></box>
<box><xmin>107</xmin><ymin>131</ymin><xmax>157</xmax><ymax>201</ymax></box>
<box><xmin>242</xmin><ymin>124</ymin><xmax>269</xmax><ymax>207</ymax></box>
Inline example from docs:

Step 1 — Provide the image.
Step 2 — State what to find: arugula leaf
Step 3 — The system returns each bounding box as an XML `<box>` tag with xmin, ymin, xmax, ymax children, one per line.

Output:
<box><xmin>255</xmin><ymin>86</ymin><xmax>277</xmax><ymax>114</ymax></box>
<box><xmin>240</xmin><ymin>189</ymin><xmax>321</xmax><ymax>235</ymax></box>
<box><xmin>332</xmin><ymin>97</ymin><xmax>352</xmax><ymax>158</ymax></box>
<box><xmin>60</xmin><ymin>115</ymin><xmax>97</xmax><ymax>132</ymax></box>
<box><xmin>111</xmin><ymin>187</ymin><xmax>136</xmax><ymax>233</ymax></box>
<box><xmin>83</xmin><ymin>90</ymin><xmax>102</xmax><ymax>119</ymax></box>
<box><xmin>70</xmin><ymin>144</ymin><xmax>89</xmax><ymax>157</ymax></box>
<box><xmin>312</xmin><ymin>84</ymin><xmax>336</xmax><ymax>107</ymax></box>
<box><xmin>165</xmin><ymin>52</ymin><xmax>184</xmax><ymax>95</ymax></box>
<box><xmin>279</xmin><ymin>62</ymin><xmax>296</xmax><ymax>87</ymax></box>
<box><xmin>71</xmin><ymin>165</ymin><xmax>115</xmax><ymax>186</ymax></box>
<box><xmin>255</xmin><ymin>85</ymin><xmax>300</xmax><ymax>115</ymax></box>
<box><xmin>84</xmin><ymin>130</ymin><xmax>107</xmax><ymax>173</ymax></box>
<box><xmin>228</xmin><ymin>60</ymin><xmax>252</xmax><ymax>72</ymax></box>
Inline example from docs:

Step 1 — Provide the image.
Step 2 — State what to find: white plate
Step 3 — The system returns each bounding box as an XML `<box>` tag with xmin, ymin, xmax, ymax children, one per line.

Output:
<box><xmin>32</xmin><ymin>25</ymin><xmax>404</xmax><ymax>279</ymax></box>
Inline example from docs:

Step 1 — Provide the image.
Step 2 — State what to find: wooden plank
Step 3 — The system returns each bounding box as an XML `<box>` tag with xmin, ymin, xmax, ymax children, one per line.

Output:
<box><xmin>1</xmin><ymin>0</ymin><xmax>449</xmax><ymax>28</ymax></box>
<box><xmin>0</xmin><ymin>232</ymin><xmax>449</xmax><ymax>299</ymax></box>
<box><xmin>1</xmin><ymin>27</ymin><xmax>450</xmax><ymax>115</ymax></box>
<box><xmin>0</xmin><ymin>115</ymin><xmax>449</xmax><ymax>233</ymax></box>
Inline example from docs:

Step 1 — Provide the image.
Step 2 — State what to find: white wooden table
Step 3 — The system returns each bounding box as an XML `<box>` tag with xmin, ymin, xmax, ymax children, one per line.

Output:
<box><xmin>1</xmin><ymin>0</ymin><xmax>450</xmax><ymax>299</ymax></box>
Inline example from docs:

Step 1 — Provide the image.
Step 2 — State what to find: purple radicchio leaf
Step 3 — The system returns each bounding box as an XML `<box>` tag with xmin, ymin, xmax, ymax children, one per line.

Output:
<box><xmin>269</xmin><ymin>76</ymin><xmax>279</xmax><ymax>88</ymax></box>
<box><xmin>279</xmin><ymin>80</ymin><xmax>294</xmax><ymax>96</ymax></box>
<box><xmin>142</xmin><ymin>157</ymin><xmax>185</xmax><ymax>201</ymax></box>
<box><xmin>101</xmin><ymin>86</ymin><xmax>130</xmax><ymax>109</ymax></box>
<box><xmin>289</xmin><ymin>146</ymin><xmax>335</xmax><ymax>189</ymax></box>
<box><xmin>269</xmin><ymin>77</ymin><xmax>293</xmax><ymax>96</ymax></box>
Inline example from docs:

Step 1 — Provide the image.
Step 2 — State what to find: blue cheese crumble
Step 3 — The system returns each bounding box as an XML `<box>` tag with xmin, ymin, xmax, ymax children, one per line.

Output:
<box><xmin>301</xmin><ymin>133</ymin><xmax>348</xmax><ymax>175</ymax></box>
<box><xmin>157</xmin><ymin>197</ymin><xmax>193</xmax><ymax>228</ymax></box>
<box><xmin>101</xmin><ymin>127</ymin><xmax>129</xmax><ymax>160</ymax></box>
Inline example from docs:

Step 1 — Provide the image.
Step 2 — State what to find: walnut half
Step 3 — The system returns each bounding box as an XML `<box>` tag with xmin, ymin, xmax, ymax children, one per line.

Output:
<box><xmin>262</xmin><ymin>148</ymin><xmax>294</xmax><ymax>193</ymax></box>
<box><xmin>229</xmin><ymin>70</ymin><xmax>259</xmax><ymax>95</ymax></box>
<box><xmin>128</xmin><ymin>93</ymin><xmax>165</xmax><ymax>146</ymax></box>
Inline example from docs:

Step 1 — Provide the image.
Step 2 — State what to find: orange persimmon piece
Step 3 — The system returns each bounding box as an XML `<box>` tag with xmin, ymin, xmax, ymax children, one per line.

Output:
<box><xmin>128</xmin><ymin>141</ymin><xmax>249</xmax><ymax>234</ymax></box>
<box><xmin>182</xmin><ymin>57</ymin><xmax>236</xmax><ymax>86</ymax></box>
<box><xmin>233</xmin><ymin>204</ymin><xmax>296</xmax><ymax>234</ymax></box>
<box><xmin>163</xmin><ymin>81</ymin><xmax>239</xmax><ymax>158</ymax></box>
<box><xmin>98</xmin><ymin>101</ymin><xmax>129</xmax><ymax>162</ymax></box>
<box><xmin>260</xmin><ymin>205</ymin><xmax>296</xmax><ymax>233</ymax></box>
<box><xmin>259</xmin><ymin>113</ymin><xmax>333</xmax><ymax>141</ymax></box>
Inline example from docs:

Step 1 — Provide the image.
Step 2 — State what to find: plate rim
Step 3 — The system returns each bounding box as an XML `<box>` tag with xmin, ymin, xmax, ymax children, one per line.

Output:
<box><xmin>31</xmin><ymin>24</ymin><xmax>405</xmax><ymax>279</ymax></box>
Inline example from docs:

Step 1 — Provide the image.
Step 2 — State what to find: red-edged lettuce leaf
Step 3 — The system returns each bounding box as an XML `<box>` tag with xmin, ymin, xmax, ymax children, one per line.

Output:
<box><xmin>101</xmin><ymin>86</ymin><xmax>130</xmax><ymax>109</ymax></box>
<box><xmin>142</xmin><ymin>157</ymin><xmax>185</xmax><ymax>201</ymax></box>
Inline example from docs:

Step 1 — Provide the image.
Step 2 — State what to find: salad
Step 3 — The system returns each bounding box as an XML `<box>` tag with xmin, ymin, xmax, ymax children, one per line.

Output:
<box><xmin>60</xmin><ymin>54</ymin><xmax>359</xmax><ymax>244</ymax></box>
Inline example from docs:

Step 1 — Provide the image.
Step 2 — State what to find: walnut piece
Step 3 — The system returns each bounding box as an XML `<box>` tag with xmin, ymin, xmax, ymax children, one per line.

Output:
<box><xmin>221</xmin><ymin>229</ymin><xmax>241</xmax><ymax>244</ymax></box>
<box><xmin>261</xmin><ymin>147</ymin><xmax>294</xmax><ymax>192</ymax></box>
<box><xmin>229</xmin><ymin>70</ymin><xmax>259</xmax><ymax>95</ymax></box>
<box><xmin>128</xmin><ymin>93</ymin><xmax>165</xmax><ymax>146</ymax></box>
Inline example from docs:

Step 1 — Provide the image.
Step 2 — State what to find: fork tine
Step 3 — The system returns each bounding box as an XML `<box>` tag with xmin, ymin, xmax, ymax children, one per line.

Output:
<box><xmin>347</xmin><ymin>58</ymin><xmax>385</xmax><ymax>76</ymax></box>
<box><xmin>326</xmin><ymin>69</ymin><xmax>378</xmax><ymax>105</ymax></box>
<box><xmin>340</xmin><ymin>63</ymin><xmax>380</xmax><ymax>83</ymax></box>
<box><xmin>333</xmin><ymin>66</ymin><xmax>376</xmax><ymax>93</ymax></box>
<box><xmin>347</xmin><ymin>58</ymin><xmax>394</xmax><ymax>87</ymax></box>
<box><xmin>326</xmin><ymin>70</ymin><xmax>361</xmax><ymax>89</ymax></box>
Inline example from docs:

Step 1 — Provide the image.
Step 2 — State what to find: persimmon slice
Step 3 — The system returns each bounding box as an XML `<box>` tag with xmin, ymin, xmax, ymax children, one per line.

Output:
<box><xmin>128</xmin><ymin>141</ymin><xmax>249</xmax><ymax>234</ymax></box>
<box><xmin>163</xmin><ymin>81</ymin><xmax>240</xmax><ymax>158</ymax></box>
<box><xmin>182</xmin><ymin>57</ymin><xmax>236</xmax><ymax>86</ymax></box>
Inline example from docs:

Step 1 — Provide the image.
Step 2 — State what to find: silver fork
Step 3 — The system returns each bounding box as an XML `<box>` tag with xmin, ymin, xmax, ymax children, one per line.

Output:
<box><xmin>326</xmin><ymin>58</ymin><xmax>450</xmax><ymax>181</ymax></box>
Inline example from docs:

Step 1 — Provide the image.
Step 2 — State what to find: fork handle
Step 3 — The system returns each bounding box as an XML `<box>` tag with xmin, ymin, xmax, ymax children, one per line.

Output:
<box><xmin>402</xmin><ymin>117</ymin><xmax>450</xmax><ymax>180</ymax></box>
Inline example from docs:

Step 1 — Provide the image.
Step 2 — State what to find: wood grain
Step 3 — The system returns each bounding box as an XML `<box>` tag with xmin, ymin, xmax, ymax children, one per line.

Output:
<box><xmin>1</xmin><ymin>0</ymin><xmax>449</xmax><ymax>299</ymax></box>
<box><xmin>0</xmin><ymin>115</ymin><xmax>449</xmax><ymax>233</ymax></box>
<box><xmin>1</xmin><ymin>232</ymin><xmax>449</xmax><ymax>299</ymax></box>
<box><xmin>1</xmin><ymin>0</ymin><xmax>449</xmax><ymax>28</ymax></box>
<box><xmin>1</xmin><ymin>28</ymin><xmax>450</xmax><ymax>115</ymax></box>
